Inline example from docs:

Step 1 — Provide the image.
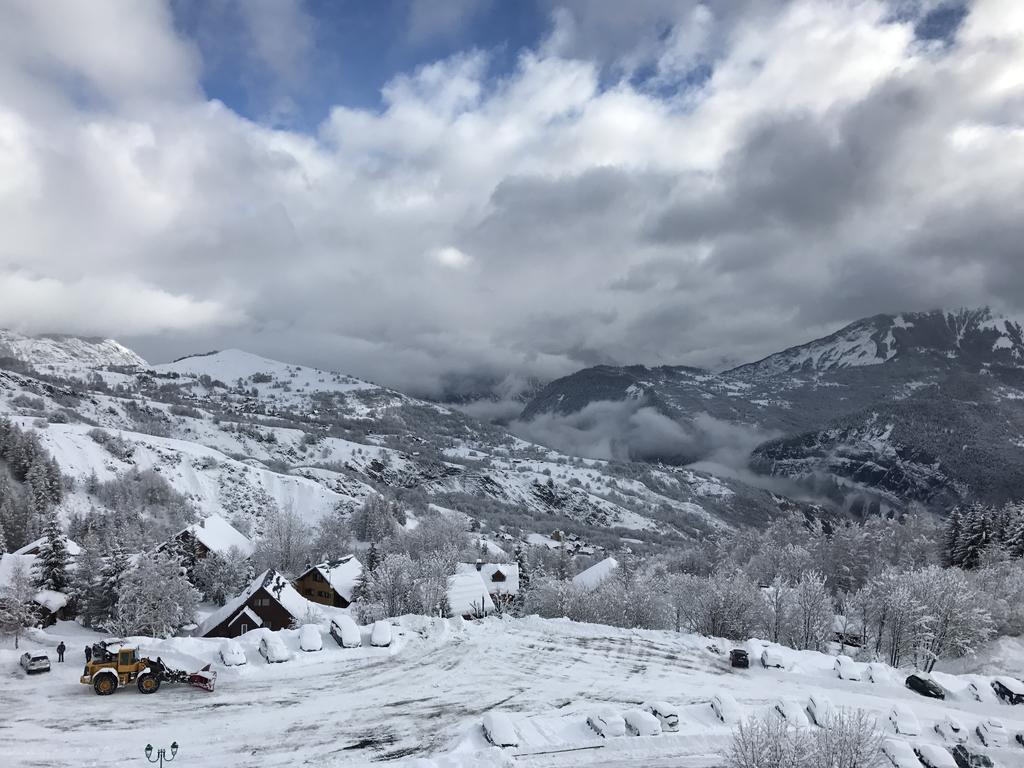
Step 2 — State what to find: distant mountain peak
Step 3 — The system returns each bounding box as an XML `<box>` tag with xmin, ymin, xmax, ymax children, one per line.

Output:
<box><xmin>0</xmin><ymin>329</ymin><xmax>146</xmax><ymax>369</ymax></box>
<box><xmin>728</xmin><ymin>307</ymin><xmax>1024</xmax><ymax>377</ymax></box>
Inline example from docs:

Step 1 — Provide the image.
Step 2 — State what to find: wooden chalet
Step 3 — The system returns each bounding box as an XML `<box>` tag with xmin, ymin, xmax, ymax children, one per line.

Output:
<box><xmin>292</xmin><ymin>556</ymin><xmax>363</xmax><ymax>608</ymax></box>
<box><xmin>197</xmin><ymin>570</ymin><xmax>308</xmax><ymax>638</ymax></box>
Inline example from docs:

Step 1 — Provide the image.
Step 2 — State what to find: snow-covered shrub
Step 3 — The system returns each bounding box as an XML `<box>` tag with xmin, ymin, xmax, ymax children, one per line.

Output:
<box><xmin>727</xmin><ymin>709</ymin><xmax>884</xmax><ymax>768</ymax></box>
<box><xmin>191</xmin><ymin>547</ymin><xmax>252</xmax><ymax>605</ymax></box>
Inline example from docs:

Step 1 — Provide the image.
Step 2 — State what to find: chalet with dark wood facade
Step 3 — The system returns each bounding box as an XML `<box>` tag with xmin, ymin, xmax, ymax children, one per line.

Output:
<box><xmin>197</xmin><ymin>570</ymin><xmax>307</xmax><ymax>638</ymax></box>
<box><xmin>292</xmin><ymin>556</ymin><xmax>363</xmax><ymax>608</ymax></box>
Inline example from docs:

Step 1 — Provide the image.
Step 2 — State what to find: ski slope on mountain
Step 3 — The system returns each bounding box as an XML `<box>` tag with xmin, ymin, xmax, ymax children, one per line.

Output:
<box><xmin>5</xmin><ymin>617</ymin><xmax>1024</xmax><ymax>768</ymax></box>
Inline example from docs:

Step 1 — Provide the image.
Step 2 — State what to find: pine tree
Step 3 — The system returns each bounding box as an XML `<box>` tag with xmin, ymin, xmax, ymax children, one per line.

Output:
<box><xmin>34</xmin><ymin>511</ymin><xmax>70</xmax><ymax>593</ymax></box>
<box><xmin>365</xmin><ymin>541</ymin><xmax>380</xmax><ymax>572</ymax></box>
<box><xmin>513</xmin><ymin>544</ymin><xmax>530</xmax><ymax>613</ymax></box>
<box><xmin>943</xmin><ymin>506</ymin><xmax>963</xmax><ymax>566</ymax></box>
<box><xmin>1005</xmin><ymin>507</ymin><xmax>1024</xmax><ymax>559</ymax></box>
<box><xmin>0</xmin><ymin>514</ymin><xmax>7</xmax><ymax>555</ymax></box>
<box><xmin>956</xmin><ymin>504</ymin><xmax>993</xmax><ymax>570</ymax></box>
<box><xmin>72</xmin><ymin>533</ymin><xmax>105</xmax><ymax>627</ymax></box>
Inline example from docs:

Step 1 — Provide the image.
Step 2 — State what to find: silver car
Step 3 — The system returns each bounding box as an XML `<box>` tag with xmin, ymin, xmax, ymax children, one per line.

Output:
<box><xmin>20</xmin><ymin>650</ymin><xmax>51</xmax><ymax>674</ymax></box>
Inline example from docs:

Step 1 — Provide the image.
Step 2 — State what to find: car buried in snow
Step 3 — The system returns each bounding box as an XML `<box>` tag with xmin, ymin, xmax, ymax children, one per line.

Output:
<box><xmin>935</xmin><ymin>713</ymin><xmax>968</xmax><ymax>744</ymax></box>
<box><xmin>889</xmin><ymin>705</ymin><xmax>921</xmax><ymax>736</ymax></box>
<box><xmin>906</xmin><ymin>673</ymin><xmax>945</xmax><ymax>699</ymax></box>
<box><xmin>992</xmin><ymin>676</ymin><xmax>1024</xmax><ymax>705</ymax></box>
<box><xmin>370</xmin><ymin>621</ymin><xmax>392</xmax><ymax>648</ymax></box>
<box><xmin>219</xmin><ymin>641</ymin><xmax>246</xmax><ymax>666</ymax></box>
<box><xmin>950</xmin><ymin>744</ymin><xmax>995</xmax><ymax>768</ymax></box>
<box><xmin>258</xmin><ymin>634</ymin><xmax>291</xmax><ymax>663</ymax></box>
<box><xmin>976</xmin><ymin>717</ymin><xmax>1007</xmax><ymax>748</ymax></box>
<box><xmin>806</xmin><ymin>694</ymin><xmax>836</xmax><ymax>727</ymax></box>
<box><xmin>834</xmin><ymin>655</ymin><xmax>862</xmax><ymax>681</ymax></box>
<box><xmin>867</xmin><ymin>663</ymin><xmax>895</xmax><ymax>686</ymax></box>
<box><xmin>642</xmin><ymin>701</ymin><xmax>679</xmax><ymax>732</ymax></box>
<box><xmin>623</xmin><ymin>709</ymin><xmax>662</xmax><ymax>737</ymax></box>
<box><xmin>914</xmin><ymin>743</ymin><xmax>958</xmax><ymax>768</ymax></box>
<box><xmin>711</xmin><ymin>693</ymin><xmax>741</xmax><ymax>724</ymax></box>
<box><xmin>760</xmin><ymin>648</ymin><xmax>785</xmax><ymax>669</ymax></box>
<box><xmin>773</xmin><ymin>698</ymin><xmax>810</xmax><ymax>728</ymax></box>
<box><xmin>20</xmin><ymin>650</ymin><xmax>51</xmax><ymax>674</ymax></box>
<box><xmin>881</xmin><ymin>738</ymin><xmax>922</xmax><ymax>768</ymax></box>
<box><xmin>587</xmin><ymin>709</ymin><xmax>626</xmax><ymax>738</ymax></box>
<box><xmin>298</xmin><ymin>624</ymin><xmax>323</xmax><ymax>652</ymax></box>
<box><xmin>481</xmin><ymin>712</ymin><xmax>518</xmax><ymax>748</ymax></box>
<box><xmin>329</xmin><ymin>616</ymin><xmax>362</xmax><ymax>648</ymax></box>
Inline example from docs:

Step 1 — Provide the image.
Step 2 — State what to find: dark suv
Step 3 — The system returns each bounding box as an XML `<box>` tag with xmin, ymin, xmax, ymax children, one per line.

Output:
<box><xmin>951</xmin><ymin>745</ymin><xmax>994</xmax><ymax>768</ymax></box>
<box><xmin>905</xmin><ymin>673</ymin><xmax>945</xmax><ymax>699</ymax></box>
<box><xmin>729</xmin><ymin>649</ymin><xmax>749</xmax><ymax>668</ymax></box>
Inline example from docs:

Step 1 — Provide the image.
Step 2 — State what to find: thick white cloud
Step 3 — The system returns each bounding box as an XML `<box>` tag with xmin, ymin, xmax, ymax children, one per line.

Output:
<box><xmin>0</xmin><ymin>0</ymin><xmax>1021</xmax><ymax>396</ymax></box>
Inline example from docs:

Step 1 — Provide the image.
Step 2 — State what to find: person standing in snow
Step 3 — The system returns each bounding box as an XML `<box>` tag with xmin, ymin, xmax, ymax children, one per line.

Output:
<box><xmin>84</xmin><ymin>644</ymin><xmax>92</xmax><ymax>663</ymax></box>
<box><xmin>56</xmin><ymin>641</ymin><xmax>66</xmax><ymax>662</ymax></box>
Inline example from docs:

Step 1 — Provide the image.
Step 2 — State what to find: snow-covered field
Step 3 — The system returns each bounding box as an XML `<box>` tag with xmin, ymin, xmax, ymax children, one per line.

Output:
<box><xmin>5</xmin><ymin>617</ymin><xmax>1024</xmax><ymax>768</ymax></box>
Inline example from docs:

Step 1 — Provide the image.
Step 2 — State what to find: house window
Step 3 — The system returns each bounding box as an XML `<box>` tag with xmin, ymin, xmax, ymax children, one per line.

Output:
<box><xmin>239</xmin><ymin>623</ymin><xmax>249</xmax><ymax>634</ymax></box>
<box><xmin>254</xmin><ymin>598</ymin><xmax>270</xmax><ymax>607</ymax></box>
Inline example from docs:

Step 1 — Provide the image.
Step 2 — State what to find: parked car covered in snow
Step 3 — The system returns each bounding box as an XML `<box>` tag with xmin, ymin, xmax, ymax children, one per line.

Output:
<box><xmin>370</xmin><ymin>621</ymin><xmax>392</xmax><ymax>648</ymax></box>
<box><xmin>906</xmin><ymin>673</ymin><xmax>945</xmax><ymax>699</ymax></box>
<box><xmin>259</xmin><ymin>634</ymin><xmax>291</xmax><ymax>663</ymax></box>
<box><xmin>729</xmin><ymin>649</ymin><xmax>749</xmax><ymax>668</ymax></box>
<box><xmin>19</xmin><ymin>650</ymin><xmax>50</xmax><ymax>674</ymax></box>
<box><xmin>806</xmin><ymin>694</ymin><xmax>835</xmax><ymax>727</ymax></box>
<box><xmin>889</xmin><ymin>705</ymin><xmax>921</xmax><ymax>736</ymax></box>
<box><xmin>642</xmin><ymin>701</ymin><xmax>679</xmax><ymax>732</ymax></box>
<box><xmin>834</xmin><ymin>655</ymin><xmax>861</xmax><ymax>681</ymax></box>
<box><xmin>761</xmin><ymin>648</ymin><xmax>785</xmax><ymax>669</ymax></box>
<box><xmin>773</xmin><ymin>698</ymin><xmax>810</xmax><ymax>728</ymax></box>
<box><xmin>219</xmin><ymin>641</ymin><xmax>246</xmax><ymax>666</ymax></box>
<box><xmin>867</xmin><ymin>663</ymin><xmax>894</xmax><ymax>686</ymax></box>
<box><xmin>950</xmin><ymin>744</ymin><xmax>995</xmax><ymax>768</ymax></box>
<box><xmin>915</xmin><ymin>743</ymin><xmax>957</xmax><ymax>768</ymax></box>
<box><xmin>976</xmin><ymin>717</ymin><xmax>1007</xmax><ymax>747</ymax></box>
<box><xmin>992</xmin><ymin>676</ymin><xmax>1024</xmax><ymax>705</ymax></box>
<box><xmin>587</xmin><ymin>709</ymin><xmax>626</xmax><ymax>738</ymax></box>
<box><xmin>482</xmin><ymin>712</ymin><xmax>518</xmax><ymax>748</ymax></box>
<box><xmin>298</xmin><ymin>624</ymin><xmax>323</xmax><ymax>652</ymax></box>
<box><xmin>881</xmin><ymin>737</ymin><xmax>921</xmax><ymax>768</ymax></box>
<box><xmin>329</xmin><ymin>616</ymin><xmax>361</xmax><ymax>648</ymax></box>
<box><xmin>623</xmin><ymin>709</ymin><xmax>662</xmax><ymax>737</ymax></box>
<box><xmin>967</xmin><ymin>680</ymin><xmax>988</xmax><ymax>702</ymax></box>
<box><xmin>711</xmin><ymin>693</ymin><xmax>741</xmax><ymax>724</ymax></box>
<box><xmin>935</xmin><ymin>713</ymin><xmax>967</xmax><ymax>744</ymax></box>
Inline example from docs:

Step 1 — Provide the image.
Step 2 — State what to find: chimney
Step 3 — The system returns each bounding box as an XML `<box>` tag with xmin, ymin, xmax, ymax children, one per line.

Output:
<box><xmin>475</xmin><ymin>559</ymin><xmax>483</xmax><ymax>571</ymax></box>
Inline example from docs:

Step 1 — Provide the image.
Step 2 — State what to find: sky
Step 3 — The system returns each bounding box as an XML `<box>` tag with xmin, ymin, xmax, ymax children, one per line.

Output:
<box><xmin>0</xmin><ymin>0</ymin><xmax>1022</xmax><ymax>399</ymax></box>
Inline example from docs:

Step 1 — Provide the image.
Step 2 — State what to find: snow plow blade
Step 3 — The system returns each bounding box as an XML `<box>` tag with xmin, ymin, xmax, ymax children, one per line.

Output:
<box><xmin>188</xmin><ymin>664</ymin><xmax>217</xmax><ymax>692</ymax></box>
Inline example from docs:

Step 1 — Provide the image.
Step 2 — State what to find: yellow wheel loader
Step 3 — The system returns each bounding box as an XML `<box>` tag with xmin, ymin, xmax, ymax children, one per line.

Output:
<box><xmin>79</xmin><ymin>640</ymin><xmax>216</xmax><ymax>695</ymax></box>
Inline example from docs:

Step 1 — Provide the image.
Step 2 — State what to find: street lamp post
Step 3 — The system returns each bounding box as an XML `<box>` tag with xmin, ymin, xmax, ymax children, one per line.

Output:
<box><xmin>144</xmin><ymin>741</ymin><xmax>178</xmax><ymax>767</ymax></box>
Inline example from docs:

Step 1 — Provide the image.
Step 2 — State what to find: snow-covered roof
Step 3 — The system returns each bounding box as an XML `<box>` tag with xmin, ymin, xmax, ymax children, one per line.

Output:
<box><xmin>298</xmin><ymin>556</ymin><xmax>363</xmax><ymax>602</ymax></box>
<box><xmin>572</xmin><ymin>557</ymin><xmax>619</xmax><ymax>590</ymax></box>
<box><xmin>448</xmin><ymin>565</ymin><xmax>495</xmax><ymax>617</ymax></box>
<box><xmin>13</xmin><ymin>536</ymin><xmax>82</xmax><ymax>557</ymax></box>
<box><xmin>33</xmin><ymin>589</ymin><xmax>68</xmax><ymax>613</ymax></box>
<box><xmin>178</xmin><ymin>514</ymin><xmax>254</xmax><ymax>558</ymax></box>
<box><xmin>197</xmin><ymin>570</ymin><xmax>308</xmax><ymax>636</ymax></box>
<box><xmin>0</xmin><ymin>553</ymin><xmax>36</xmax><ymax>590</ymax></box>
<box><xmin>478</xmin><ymin>563</ymin><xmax>519</xmax><ymax>596</ymax></box>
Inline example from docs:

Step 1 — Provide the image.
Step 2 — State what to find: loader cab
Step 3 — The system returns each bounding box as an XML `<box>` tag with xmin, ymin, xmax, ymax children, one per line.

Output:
<box><xmin>118</xmin><ymin>648</ymin><xmax>138</xmax><ymax>668</ymax></box>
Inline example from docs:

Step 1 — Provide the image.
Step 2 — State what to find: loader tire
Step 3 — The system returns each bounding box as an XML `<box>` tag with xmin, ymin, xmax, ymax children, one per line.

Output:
<box><xmin>137</xmin><ymin>673</ymin><xmax>161</xmax><ymax>694</ymax></box>
<box><xmin>93</xmin><ymin>674</ymin><xmax>118</xmax><ymax>695</ymax></box>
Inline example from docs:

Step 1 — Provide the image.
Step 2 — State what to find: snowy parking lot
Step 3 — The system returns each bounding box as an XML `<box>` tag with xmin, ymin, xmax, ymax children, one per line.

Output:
<box><xmin>4</xmin><ymin>616</ymin><xmax>1024</xmax><ymax>767</ymax></box>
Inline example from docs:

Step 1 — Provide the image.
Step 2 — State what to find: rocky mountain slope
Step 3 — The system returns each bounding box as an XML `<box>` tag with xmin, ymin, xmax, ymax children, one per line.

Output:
<box><xmin>520</xmin><ymin>308</ymin><xmax>1024</xmax><ymax>514</ymax></box>
<box><xmin>0</xmin><ymin>337</ymin><xmax>804</xmax><ymax>555</ymax></box>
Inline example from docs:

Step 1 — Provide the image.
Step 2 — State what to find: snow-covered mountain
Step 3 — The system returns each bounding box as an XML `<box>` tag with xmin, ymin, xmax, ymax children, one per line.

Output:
<box><xmin>520</xmin><ymin>308</ymin><xmax>1024</xmax><ymax>514</ymax></box>
<box><xmin>0</xmin><ymin>338</ymin><xmax>803</xmax><ymax>554</ymax></box>
<box><xmin>732</xmin><ymin>308</ymin><xmax>1024</xmax><ymax>378</ymax></box>
<box><xmin>0</xmin><ymin>329</ymin><xmax>146</xmax><ymax>370</ymax></box>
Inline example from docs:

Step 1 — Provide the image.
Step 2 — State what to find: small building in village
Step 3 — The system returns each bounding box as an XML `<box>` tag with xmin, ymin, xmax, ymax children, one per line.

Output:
<box><xmin>448</xmin><ymin>564</ymin><xmax>495</xmax><ymax>619</ymax></box>
<box><xmin>475</xmin><ymin>562</ymin><xmax>519</xmax><ymax>599</ymax></box>
<box><xmin>12</xmin><ymin>536</ymin><xmax>82</xmax><ymax>558</ymax></box>
<box><xmin>571</xmin><ymin>557</ymin><xmax>619</xmax><ymax>590</ymax></box>
<box><xmin>0</xmin><ymin>552</ymin><xmax>73</xmax><ymax>626</ymax></box>
<box><xmin>159</xmin><ymin>514</ymin><xmax>254</xmax><ymax>561</ymax></box>
<box><xmin>197</xmin><ymin>570</ymin><xmax>308</xmax><ymax>638</ymax></box>
<box><xmin>292</xmin><ymin>556</ymin><xmax>363</xmax><ymax>608</ymax></box>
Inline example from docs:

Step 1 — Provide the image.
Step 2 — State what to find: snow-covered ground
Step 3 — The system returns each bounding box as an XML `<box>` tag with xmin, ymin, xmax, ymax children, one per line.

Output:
<box><xmin>5</xmin><ymin>617</ymin><xmax>1024</xmax><ymax>768</ymax></box>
